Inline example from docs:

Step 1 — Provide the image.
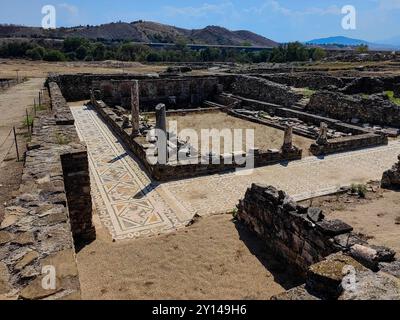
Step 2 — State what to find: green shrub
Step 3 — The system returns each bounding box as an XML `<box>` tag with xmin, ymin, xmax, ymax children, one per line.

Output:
<box><xmin>43</xmin><ymin>49</ymin><xmax>66</xmax><ymax>61</ymax></box>
<box><xmin>385</xmin><ymin>91</ymin><xmax>400</xmax><ymax>106</ymax></box>
<box><xmin>350</xmin><ymin>183</ymin><xmax>368</xmax><ymax>198</ymax></box>
<box><xmin>23</xmin><ymin>115</ymin><xmax>33</xmax><ymax>128</ymax></box>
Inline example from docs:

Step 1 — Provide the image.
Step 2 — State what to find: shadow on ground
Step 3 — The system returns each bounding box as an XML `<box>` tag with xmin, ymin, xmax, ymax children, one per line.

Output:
<box><xmin>234</xmin><ymin>219</ymin><xmax>304</xmax><ymax>290</ymax></box>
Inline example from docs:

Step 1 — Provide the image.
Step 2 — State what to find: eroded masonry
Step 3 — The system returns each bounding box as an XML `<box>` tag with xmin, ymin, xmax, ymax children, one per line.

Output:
<box><xmin>1</xmin><ymin>65</ymin><xmax>400</xmax><ymax>299</ymax></box>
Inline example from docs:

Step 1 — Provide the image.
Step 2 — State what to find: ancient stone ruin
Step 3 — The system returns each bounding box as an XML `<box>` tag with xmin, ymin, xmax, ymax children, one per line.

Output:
<box><xmin>237</xmin><ymin>184</ymin><xmax>399</xmax><ymax>300</ymax></box>
<box><xmin>1</xmin><ymin>62</ymin><xmax>400</xmax><ymax>300</ymax></box>
<box><xmin>382</xmin><ymin>155</ymin><xmax>400</xmax><ymax>189</ymax></box>
<box><xmin>0</xmin><ymin>82</ymin><xmax>94</xmax><ymax>299</ymax></box>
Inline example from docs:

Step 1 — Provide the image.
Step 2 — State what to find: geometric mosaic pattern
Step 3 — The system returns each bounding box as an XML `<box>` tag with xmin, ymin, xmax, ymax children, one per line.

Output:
<box><xmin>71</xmin><ymin>105</ymin><xmax>400</xmax><ymax>241</ymax></box>
<box><xmin>71</xmin><ymin>106</ymin><xmax>193</xmax><ymax>240</ymax></box>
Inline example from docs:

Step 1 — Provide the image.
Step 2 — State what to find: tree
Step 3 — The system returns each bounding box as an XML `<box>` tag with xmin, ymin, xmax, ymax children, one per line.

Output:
<box><xmin>356</xmin><ymin>44</ymin><xmax>369</xmax><ymax>53</ymax></box>
<box><xmin>270</xmin><ymin>46</ymin><xmax>286</xmax><ymax>63</ymax></box>
<box><xmin>76</xmin><ymin>45</ymin><xmax>89</xmax><ymax>60</ymax></box>
<box><xmin>92</xmin><ymin>42</ymin><xmax>106</xmax><ymax>61</ymax></box>
<box><xmin>43</xmin><ymin>49</ymin><xmax>66</xmax><ymax>61</ymax></box>
<box><xmin>63</xmin><ymin>37</ymin><xmax>88</xmax><ymax>52</ymax></box>
<box><xmin>146</xmin><ymin>52</ymin><xmax>162</xmax><ymax>62</ymax></box>
<box><xmin>26</xmin><ymin>46</ymin><xmax>46</xmax><ymax>60</ymax></box>
<box><xmin>311</xmin><ymin>47</ymin><xmax>326</xmax><ymax>61</ymax></box>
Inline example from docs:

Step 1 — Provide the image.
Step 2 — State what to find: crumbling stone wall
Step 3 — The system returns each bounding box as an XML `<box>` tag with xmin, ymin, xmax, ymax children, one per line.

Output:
<box><xmin>382</xmin><ymin>155</ymin><xmax>400</xmax><ymax>189</ymax></box>
<box><xmin>230</xmin><ymin>75</ymin><xmax>302</xmax><ymax>107</ymax></box>
<box><xmin>93</xmin><ymin>76</ymin><xmax>219</xmax><ymax>110</ymax></box>
<box><xmin>92</xmin><ymin>100</ymin><xmax>302</xmax><ymax>181</ymax></box>
<box><xmin>238</xmin><ymin>184</ymin><xmax>399</xmax><ymax>300</ymax></box>
<box><xmin>237</xmin><ymin>184</ymin><xmax>351</xmax><ymax>273</ymax></box>
<box><xmin>48</xmin><ymin>73</ymin><xmax>157</xmax><ymax>102</ymax></box>
<box><xmin>307</xmin><ymin>91</ymin><xmax>400</xmax><ymax>127</ymax></box>
<box><xmin>0</xmin><ymin>79</ymin><xmax>18</xmax><ymax>91</ymax></box>
<box><xmin>0</xmin><ymin>82</ymin><xmax>94</xmax><ymax>300</ymax></box>
<box><xmin>258</xmin><ymin>73</ymin><xmax>349</xmax><ymax>90</ymax></box>
<box><xmin>310</xmin><ymin>133</ymin><xmax>388</xmax><ymax>156</ymax></box>
<box><xmin>340</xmin><ymin>76</ymin><xmax>400</xmax><ymax>94</ymax></box>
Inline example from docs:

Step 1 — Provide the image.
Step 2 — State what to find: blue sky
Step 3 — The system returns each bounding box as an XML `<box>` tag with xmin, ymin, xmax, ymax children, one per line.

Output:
<box><xmin>0</xmin><ymin>0</ymin><xmax>400</xmax><ymax>42</ymax></box>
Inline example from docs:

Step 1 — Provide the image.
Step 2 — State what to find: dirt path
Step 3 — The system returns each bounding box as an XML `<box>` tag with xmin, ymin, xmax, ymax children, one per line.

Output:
<box><xmin>0</xmin><ymin>78</ymin><xmax>44</xmax><ymax>164</ymax></box>
<box><xmin>0</xmin><ymin>78</ymin><xmax>44</xmax><ymax>221</ymax></box>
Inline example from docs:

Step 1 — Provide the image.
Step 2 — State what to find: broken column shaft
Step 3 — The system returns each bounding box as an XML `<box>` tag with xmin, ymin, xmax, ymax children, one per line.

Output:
<box><xmin>155</xmin><ymin>103</ymin><xmax>167</xmax><ymax>134</ymax></box>
<box><xmin>131</xmin><ymin>80</ymin><xmax>140</xmax><ymax>137</ymax></box>
<box><xmin>316</xmin><ymin>122</ymin><xmax>329</xmax><ymax>145</ymax></box>
<box><xmin>282</xmin><ymin>125</ymin><xmax>294</xmax><ymax>152</ymax></box>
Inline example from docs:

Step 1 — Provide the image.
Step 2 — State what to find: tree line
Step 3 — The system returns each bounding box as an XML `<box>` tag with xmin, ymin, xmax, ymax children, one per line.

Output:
<box><xmin>0</xmin><ymin>37</ymin><xmax>327</xmax><ymax>63</ymax></box>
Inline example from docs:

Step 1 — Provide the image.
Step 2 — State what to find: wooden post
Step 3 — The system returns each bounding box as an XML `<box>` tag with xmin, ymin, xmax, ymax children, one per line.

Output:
<box><xmin>34</xmin><ymin>98</ymin><xmax>37</xmax><ymax>116</ymax></box>
<box><xmin>39</xmin><ymin>91</ymin><xmax>42</xmax><ymax>107</ymax></box>
<box><xmin>13</xmin><ymin>127</ymin><xmax>19</xmax><ymax>162</ymax></box>
<box><xmin>26</xmin><ymin>109</ymin><xmax>30</xmax><ymax>134</ymax></box>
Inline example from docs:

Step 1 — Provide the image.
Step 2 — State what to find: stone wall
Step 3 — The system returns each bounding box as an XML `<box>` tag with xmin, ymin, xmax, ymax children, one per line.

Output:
<box><xmin>258</xmin><ymin>73</ymin><xmax>349</xmax><ymax>90</ymax></box>
<box><xmin>237</xmin><ymin>184</ymin><xmax>399</xmax><ymax>300</ymax></box>
<box><xmin>48</xmin><ymin>73</ymin><xmax>157</xmax><ymax>102</ymax></box>
<box><xmin>92</xmin><ymin>76</ymin><xmax>219</xmax><ymax>110</ymax></box>
<box><xmin>0</xmin><ymin>82</ymin><xmax>94</xmax><ymax>300</ymax></box>
<box><xmin>381</xmin><ymin>155</ymin><xmax>400</xmax><ymax>189</ymax></box>
<box><xmin>307</xmin><ymin>91</ymin><xmax>400</xmax><ymax>127</ymax></box>
<box><xmin>92</xmin><ymin>100</ymin><xmax>302</xmax><ymax>181</ymax></box>
<box><xmin>237</xmin><ymin>184</ymin><xmax>350</xmax><ymax>274</ymax></box>
<box><xmin>340</xmin><ymin>76</ymin><xmax>400</xmax><ymax>94</ymax></box>
<box><xmin>230</xmin><ymin>75</ymin><xmax>302</xmax><ymax>107</ymax></box>
<box><xmin>0</xmin><ymin>79</ymin><xmax>18</xmax><ymax>91</ymax></box>
<box><xmin>310</xmin><ymin>133</ymin><xmax>388</xmax><ymax>156</ymax></box>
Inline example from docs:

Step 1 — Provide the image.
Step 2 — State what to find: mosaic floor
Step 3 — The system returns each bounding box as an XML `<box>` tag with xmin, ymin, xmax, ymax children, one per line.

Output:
<box><xmin>71</xmin><ymin>105</ymin><xmax>400</xmax><ymax>240</ymax></box>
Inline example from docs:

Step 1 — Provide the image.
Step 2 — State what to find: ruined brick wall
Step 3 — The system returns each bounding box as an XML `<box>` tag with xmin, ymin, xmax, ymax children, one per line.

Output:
<box><xmin>307</xmin><ymin>91</ymin><xmax>400</xmax><ymax>127</ymax></box>
<box><xmin>93</xmin><ymin>76</ymin><xmax>219</xmax><ymax>110</ymax></box>
<box><xmin>230</xmin><ymin>75</ymin><xmax>302</xmax><ymax>107</ymax></box>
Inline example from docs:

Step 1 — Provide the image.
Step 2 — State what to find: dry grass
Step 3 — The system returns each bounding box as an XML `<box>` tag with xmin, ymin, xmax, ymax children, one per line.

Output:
<box><xmin>0</xmin><ymin>59</ymin><xmax>167</xmax><ymax>79</ymax></box>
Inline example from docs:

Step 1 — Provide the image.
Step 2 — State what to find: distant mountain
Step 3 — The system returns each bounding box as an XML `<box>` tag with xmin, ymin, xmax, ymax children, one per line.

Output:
<box><xmin>306</xmin><ymin>36</ymin><xmax>369</xmax><ymax>46</ymax></box>
<box><xmin>306</xmin><ymin>36</ymin><xmax>400</xmax><ymax>51</ymax></box>
<box><xmin>0</xmin><ymin>21</ymin><xmax>278</xmax><ymax>47</ymax></box>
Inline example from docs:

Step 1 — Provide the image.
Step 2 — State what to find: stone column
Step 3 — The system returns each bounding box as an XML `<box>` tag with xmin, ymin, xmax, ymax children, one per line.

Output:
<box><xmin>316</xmin><ymin>122</ymin><xmax>328</xmax><ymax>145</ymax></box>
<box><xmin>282</xmin><ymin>125</ymin><xmax>293</xmax><ymax>152</ymax></box>
<box><xmin>90</xmin><ymin>89</ymin><xmax>95</xmax><ymax>105</ymax></box>
<box><xmin>131</xmin><ymin>80</ymin><xmax>140</xmax><ymax>137</ymax></box>
<box><xmin>155</xmin><ymin>103</ymin><xmax>167</xmax><ymax>133</ymax></box>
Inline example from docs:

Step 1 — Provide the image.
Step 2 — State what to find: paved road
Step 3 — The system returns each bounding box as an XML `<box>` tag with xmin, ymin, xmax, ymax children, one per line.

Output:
<box><xmin>0</xmin><ymin>78</ymin><xmax>44</xmax><ymax>164</ymax></box>
<box><xmin>71</xmin><ymin>105</ymin><xmax>400</xmax><ymax>240</ymax></box>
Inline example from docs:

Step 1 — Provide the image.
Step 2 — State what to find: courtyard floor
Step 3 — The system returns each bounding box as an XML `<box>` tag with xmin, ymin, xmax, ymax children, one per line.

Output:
<box><xmin>148</xmin><ymin>111</ymin><xmax>313</xmax><ymax>156</ymax></box>
<box><xmin>71</xmin><ymin>105</ymin><xmax>400</xmax><ymax>241</ymax></box>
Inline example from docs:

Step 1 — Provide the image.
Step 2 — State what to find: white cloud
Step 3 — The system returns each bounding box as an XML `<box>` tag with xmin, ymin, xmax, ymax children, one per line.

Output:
<box><xmin>58</xmin><ymin>3</ymin><xmax>79</xmax><ymax>16</ymax></box>
<box><xmin>246</xmin><ymin>1</ymin><xmax>341</xmax><ymax>17</ymax></box>
<box><xmin>163</xmin><ymin>2</ymin><xmax>236</xmax><ymax>18</ymax></box>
